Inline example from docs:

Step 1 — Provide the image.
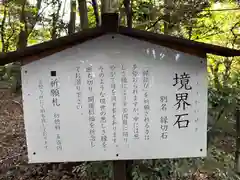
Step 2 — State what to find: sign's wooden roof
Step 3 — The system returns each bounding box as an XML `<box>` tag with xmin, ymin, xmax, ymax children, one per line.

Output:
<box><xmin>0</xmin><ymin>13</ymin><xmax>239</xmax><ymax>66</ymax></box>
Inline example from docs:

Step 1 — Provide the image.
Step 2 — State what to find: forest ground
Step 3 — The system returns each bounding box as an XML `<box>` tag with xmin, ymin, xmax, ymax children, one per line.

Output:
<box><xmin>0</xmin><ymin>90</ymin><xmax>237</xmax><ymax>180</ymax></box>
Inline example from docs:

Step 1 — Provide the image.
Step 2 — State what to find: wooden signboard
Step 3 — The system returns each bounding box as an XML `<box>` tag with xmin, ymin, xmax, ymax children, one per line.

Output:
<box><xmin>21</xmin><ymin>34</ymin><xmax>208</xmax><ymax>163</ymax></box>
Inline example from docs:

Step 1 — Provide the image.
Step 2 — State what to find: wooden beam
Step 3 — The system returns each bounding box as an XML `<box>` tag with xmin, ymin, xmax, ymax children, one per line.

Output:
<box><xmin>1</xmin><ymin>13</ymin><xmax>239</xmax><ymax>66</ymax></box>
<box><xmin>119</xmin><ymin>26</ymin><xmax>240</xmax><ymax>57</ymax></box>
<box><xmin>0</xmin><ymin>27</ymin><xmax>104</xmax><ymax>65</ymax></box>
<box><xmin>113</xmin><ymin>160</ymin><xmax>127</xmax><ymax>180</ymax></box>
<box><xmin>101</xmin><ymin>13</ymin><xmax>119</xmax><ymax>33</ymax></box>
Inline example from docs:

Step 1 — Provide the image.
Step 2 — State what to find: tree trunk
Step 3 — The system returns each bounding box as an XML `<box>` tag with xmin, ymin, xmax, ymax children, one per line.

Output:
<box><xmin>92</xmin><ymin>0</ymin><xmax>100</xmax><ymax>27</ymax></box>
<box><xmin>17</xmin><ymin>0</ymin><xmax>28</xmax><ymax>50</ymax></box>
<box><xmin>51</xmin><ymin>14</ymin><xmax>57</xmax><ymax>40</ymax></box>
<box><xmin>123</xmin><ymin>0</ymin><xmax>132</xmax><ymax>28</ymax></box>
<box><xmin>163</xmin><ymin>0</ymin><xmax>172</xmax><ymax>35</ymax></box>
<box><xmin>68</xmin><ymin>0</ymin><xmax>76</xmax><ymax>34</ymax></box>
<box><xmin>101</xmin><ymin>0</ymin><xmax>111</xmax><ymax>14</ymax></box>
<box><xmin>101</xmin><ymin>0</ymin><xmax>106</xmax><ymax>14</ymax></box>
<box><xmin>28</xmin><ymin>0</ymin><xmax>43</xmax><ymax>34</ymax></box>
<box><xmin>16</xmin><ymin>0</ymin><xmax>43</xmax><ymax>50</ymax></box>
<box><xmin>77</xmin><ymin>0</ymin><xmax>88</xmax><ymax>30</ymax></box>
<box><xmin>51</xmin><ymin>1</ymin><xmax>62</xmax><ymax>39</ymax></box>
<box><xmin>1</xmin><ymin>3</ymin><xmax>7</xmax><ymax>52</ymax></box>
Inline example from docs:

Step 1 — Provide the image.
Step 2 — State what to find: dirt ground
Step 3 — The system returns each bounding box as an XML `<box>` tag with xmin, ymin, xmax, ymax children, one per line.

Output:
<box><xmin>0</xmin><ymin>90</ymin><xmax>237</xmax><ymax>180</ymax></box>
<box><xmin>0</xmin><ymin>90</ymin><xmax>86</xmax><ymax>180</ymax></box>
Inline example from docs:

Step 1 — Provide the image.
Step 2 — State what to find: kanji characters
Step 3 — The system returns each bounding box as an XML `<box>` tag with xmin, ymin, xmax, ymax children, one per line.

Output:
<box><xmin>173</xmin><ymin>72</ymin><xmax>192</xmax><ymax>90</ymax></box>
<box><xmin>173</xmin><ymin>72</ymin><xmax>192</xmax><ymax>129</ymax></box>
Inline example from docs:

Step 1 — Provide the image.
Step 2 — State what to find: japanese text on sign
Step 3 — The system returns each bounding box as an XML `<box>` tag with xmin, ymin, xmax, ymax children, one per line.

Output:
<box><xmin>22</xmin><ymin>36</ymin><xmax>207</xmax><ymax>163</ymax></box>
<box><xmin>173</xmin><ymin>72</ymin><xmax>192</xmax><ymax>129</ymax></box>
<box><xmin>50</xmin><ymin>74</ymin><xmax>63</xmax><ymax>151</ymax></box>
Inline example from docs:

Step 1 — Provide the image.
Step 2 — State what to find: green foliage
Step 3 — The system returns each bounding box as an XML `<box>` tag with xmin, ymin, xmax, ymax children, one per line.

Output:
<box><xmin>87</xmin><ymin>5</ymin><xmax>98</xmax><ymax>28</ymax></box>
<box><xmin>189</xmin><ymin>2</ymin><xmax>240</xmax><ymax>47</ymax></box>
<box><xmin>71</xmin><ymin>161</ymin><xmax>113</xmax><ymax>179</ymax></box>
<box><xmin>0</xmin><ymin>63</ymin><xmax>21</xmax><ymax>92</ymax></box>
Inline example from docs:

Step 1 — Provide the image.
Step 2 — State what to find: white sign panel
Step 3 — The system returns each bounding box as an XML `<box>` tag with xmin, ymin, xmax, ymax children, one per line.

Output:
<box><xmin>21</xmin><ymin>34</ymin><xmax>208</xmax><ymax>163</ymax></box>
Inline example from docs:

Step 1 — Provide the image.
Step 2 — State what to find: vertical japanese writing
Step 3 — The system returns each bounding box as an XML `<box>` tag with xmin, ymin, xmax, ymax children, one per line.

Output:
<box><xmin>132</xmin><ymin>64</ymin><xmax>139</xmax><ymax>140</ymax></box>
<box><xmin>110</xmin><ymin>65</ymin><xmax>117</xmax><ymax>144</ymax></box>
<box><xmin>87</xmin><ymin>66</ymin><xmax>94</xmax><ymax>92</ymax></box>
<box><xmin>38</xmin><ymin>80</ymin><xmax>48</xmax><ymax>149</ymax></box>
<box><xmin>173</xmin><ymin>72</ymin><xmax>192</xmax><ymax>129</ymax></box>
<box><xmin>75</xmin><ymin>67</ymin><xmax>82</xmax><ymax>110</ymax></box>
<box><xmin>160</xmin><ymin>96</ymin><xmax>168</xmax><ymax>139</ymax></box>
<box><xmin>50</xmin><ymin>73</ymin><xmax>62</xmax><ymax>151</ymax></box>
<box><xmin>160</xmin><ymin>96</ymin><xmax>167</xmax><ymax>111</ymax></box>
<box><xmin>99</xmin><ymin>66</ymin><xmax>107</xmax><ymax>151</ymax></box>
<box><xmin>121</xmin><ymin>65</ymin><xmax>128</xmax><ymax>143</ymax></box>
<box><xmin>143</xmin><ymin>69</ymin><xmax>150</xmax><ymax>140</ymax></box>
<box><xmin>86</xmin><ymin>66</ymin><xmax>96</xmax><ymax>148</ymax></box>
<box><xmin>160</xmin><ymin>116</ymin><xmax>168</xmax><ymax>139</ymax></box>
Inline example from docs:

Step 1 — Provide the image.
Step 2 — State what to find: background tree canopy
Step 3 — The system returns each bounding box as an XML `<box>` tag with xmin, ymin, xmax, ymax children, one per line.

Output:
<box><xmin>0</xmin><ymin>0</ymin><xmax>239</xmax><ymax>179</ymax></box>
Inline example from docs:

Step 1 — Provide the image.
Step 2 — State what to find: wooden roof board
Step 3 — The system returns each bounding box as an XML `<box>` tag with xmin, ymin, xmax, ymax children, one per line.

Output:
<box><xmin>119</xmin><ymin>27</ymin><xmax>240</xmax><ymax>57</ymax></box>
<box><xmin>0</xmin><ymin>13</ymin><xmax>239</xmax><ymax>65</ymax></box>
<box><xmin>0</xmin><ymin>27</ymin><xmax>105</xmax><ymax>66</ymax></box>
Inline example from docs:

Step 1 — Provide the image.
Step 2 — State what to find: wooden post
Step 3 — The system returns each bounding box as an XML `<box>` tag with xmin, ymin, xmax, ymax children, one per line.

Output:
<box><xmin>113</xmin><ymin>160</ymin><xmax>127</xmax><ymax>180</ymax></box>
<box><xmin>101</xmin><ymin>13</ymin><xmax>133</xmax><ymax>180</ymax></box>
<box><xmin>101</xmin><ymin>13</ymin><xmax>119</xmax><ymax>34</ymax></box>
<box><xmin>113</xmin><ymin>160</ymin><xmax>133</xmax><ymax>180</ymax></box>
